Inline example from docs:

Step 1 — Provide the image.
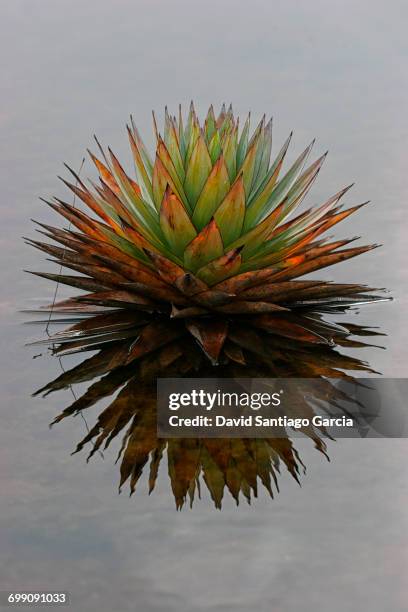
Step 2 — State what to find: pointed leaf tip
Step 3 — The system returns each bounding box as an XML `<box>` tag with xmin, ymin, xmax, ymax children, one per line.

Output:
<box><xmin>183</xmin><ymin>218</ymin><xmax>223</xmax><ymax>272</ymax></box>
<box><xmin>159</xmin><ymin>188</ymin><xmax>197</xmax><ymax>257</ymax></box>
<box><xmin>192</xmin><ymin>156</ymin><xmax>231</xmax><ymax>229</ymax></box>
<box><xmin>213</xmin><ymin>174</ymin><xmax>245</xmax><ymax>246</ymax></box>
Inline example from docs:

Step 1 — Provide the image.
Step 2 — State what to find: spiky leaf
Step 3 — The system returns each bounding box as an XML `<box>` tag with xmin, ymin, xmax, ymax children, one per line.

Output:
<box><xmin>183</xmin><ymin>219</ymin><xmax>224</xmax><ymax>272</ymax></box>
<box><xmin>192</xmin><ymin>157</ymin><xmax>230</xmax><ymax>230</ymax></box>
<box><xmin>159</xmin><ymin>187</ymin><xmax>197</xmax><ymax>257</ymax></box>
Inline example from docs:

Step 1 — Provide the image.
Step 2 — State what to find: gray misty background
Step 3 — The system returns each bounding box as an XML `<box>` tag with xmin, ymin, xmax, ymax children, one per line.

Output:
<box><xmin>0</xmin><ymin>1</ymin><xmax>407</xmax><ymax>611</ymax></box>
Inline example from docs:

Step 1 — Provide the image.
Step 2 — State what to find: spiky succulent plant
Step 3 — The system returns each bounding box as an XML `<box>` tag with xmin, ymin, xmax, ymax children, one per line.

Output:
<box><xmin>27</xmin><ymin>103</ymin><xmax>387</xmax><ymax>364</ymax></box>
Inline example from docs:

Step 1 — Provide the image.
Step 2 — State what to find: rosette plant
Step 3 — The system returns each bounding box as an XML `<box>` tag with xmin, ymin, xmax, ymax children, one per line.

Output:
<box><xmin>27</xmin><ymin>103</ymin><xmax>387</xmax><ymax>365</ymax></box>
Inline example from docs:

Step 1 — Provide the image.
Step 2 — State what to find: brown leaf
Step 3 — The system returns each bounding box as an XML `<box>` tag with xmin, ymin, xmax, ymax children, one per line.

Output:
<box><xmin>143</xmin><ymin>249</ymin><xmax>186</xmax><ymax>284</ymax></box>
<box><xmin>214</xmin><ymin>267</ymin><xmax>277</xmax><ymax>293</ymax></box>
<box><xmin>239</xmin><ymin>280</ymin><xmax>324</xmax><ymax>301</ymax></box>
<box><xmin>186</xmin><ymin>319</ymin><xmax>228</xmax><ymax>364</ymax></box>
<box><xmin>123</xmin><ymin>322</ymin><xmax>185</xmax><ymax>365</ymax></box>
<box><xmin>215</xmin><ymin>301</ymin><xmax>289</xmax><ymax>314</ymax></box>
<box><xmin>251</xmin><ymin>314</ymin><xmax>331</xmax><ymax>344</ymax></box>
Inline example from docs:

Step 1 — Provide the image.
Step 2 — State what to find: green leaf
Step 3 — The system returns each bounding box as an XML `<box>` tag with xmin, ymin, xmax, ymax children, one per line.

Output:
<box><xmin>196</xmin><ymin>248</ymin><xmax>242</xmax><ymax>285</ymax></box>
<box><xmin>247</xmin><ymin>131</ymin><xmax>292</xmax><ymax>206</ymax></box>
<box><xmin>240</xmin><ymin>137</ymin><xmax>259</xmax><ymax>198</ymax></box>
<box><xmin>183</xmin><ymin>219</ymin><xmax>224</xmax><ymax>272</ymax></box>
<box><xmin>243</xmin><ymin>160</ymin><xmax>283</xmax><ymax>229</ymax></box>
<box><xmin>192</xmin><ymin>156</ymin><xmax>231</xmax><ymax>230</ymax></box>
<box><xmin>163</xmin><ymin>106</ymin><xmax>171</xmax><ymax>144</ymax></box>
<box><xmin>129</xmin><ymin>118</ymin><xmax>154</xmax><ymax>176</ymax></box>
<box><xmin>152</xmin><ymin>155</ymin><xmax>172</xmax><ymax>210</ymax></box>
<box><xmin>184</xmin><ymin>105</ymin><xmax>200</xmax><ymax>164</ymax></box>
<box><xmin>127</xmin><ymin>127</ymin><xmax>155</xmax><ymax>207</ymax></box>
<box><xmin>100</xmin><ymin>227</ymin><xmax>153</xmax><ymax>263</ymax></box>
<box><xmin>222</xmin><ymin>126</ymin><xmax>237</xmax><ymax>181</ymax></box>
<box><xmin>252</xmin><ymin>118</ymin><xmax>272</xmax><ymax>192</ymax></box>
<box><xmin>184</xmin><ymin>132</ymin><xmax>212</xmax><ymax>209</ymax></box>
<box><xmin>246</xmin><ymin>183</ymin><xmax>353</xmax><ymax>263</ymax></box>
<box><xmin>268</xmin><ymin>152</ymin><xmax>328</xmax><ymax>228</ymax></box>
<box><xmin>214</xmin><ymin>174</ymin><xmax>245</xmax><ymax>245</ymax></box>
<box><xmin>244</xmin><ymin>138</ymin><xmax>314</xmax><ymax>230</ymax></box>
<box><xmin>165</xmin><ymin>120</ymin><xmax>185</xmax><ymax>181</ymax></box>
<box><xmin>228</xmin><ymin>199</ymin><xmax>287</xmax><ymax>254</ymax></box>
<box><xmin>107</xmin><ymin>148</ymin><xmax>161</xmax><ymax>239</ymax></box>
<box><xmin>204</xmin><ymin>105</ymin><xmax>217</xmax><ymax>143</ymax></box>
<box><xmin>178</xmin><ymin>104</ymin><xmax>187</xmax><ymax>160</ymax></box>
<box><xmin>184</xmin><ymin>101</ymin><xmax>196</xmax><ymax>151</ymax></box>
<box><xmin>152</xmin><ymin>154</ymin><xmax>190</xmax><ymax>213</ymax></box>
<box><xmin>250</xmin><ymin>117</ymin><xmax>267</xmax><ymax>192</ymax></box>
<box><xmin>159</xmin><ymin>187</ymin><xmax>197</xmax><ymax>257</ymax></box>
<box><xmin>156</xmin><ymin>138</ymin><xmax>190</xmax><ymax>209</ymax></box>
<box><xmin>236</xmin><ymin>113</ymin><xmax>250</xmax><ymax>169</ymax></box>
<box><xmin>242</xmin><ymin>152</ymin><xmax>327</xmax><ymax>262</ymax></box>
<box><xmin>218</xmin><ymin>104</ymin><xmax>234</xmax><ymax>138</ymax></box>
<box><xmin>208</xmin><ymin>130</ymin><xmax>222</xmax><ymax>164</ymax></box>
<box><xmin>216</xmin><ymin>103</ymin><xmax>226</xmax><ymax>128</ymax></box>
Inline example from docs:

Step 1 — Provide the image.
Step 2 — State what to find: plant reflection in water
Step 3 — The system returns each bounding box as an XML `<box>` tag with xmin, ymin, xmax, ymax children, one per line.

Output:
<box><xmin>29</xmin><ymin>307</ymin><xmax>385</xmax><ymax>509</ymax></box>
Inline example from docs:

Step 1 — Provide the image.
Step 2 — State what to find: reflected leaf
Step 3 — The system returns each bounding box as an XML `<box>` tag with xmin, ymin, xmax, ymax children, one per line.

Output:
<box><xmin>29</xmin><ymin>306</ymin><xmax>386</xmax><ymax>509</ymax></box>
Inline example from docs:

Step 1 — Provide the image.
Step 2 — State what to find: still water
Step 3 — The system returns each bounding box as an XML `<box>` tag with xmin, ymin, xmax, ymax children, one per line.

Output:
<box><xmin>1</xmin><ymin>1</ymin><xmax>407</xmax><ymax>610</ymax></box>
